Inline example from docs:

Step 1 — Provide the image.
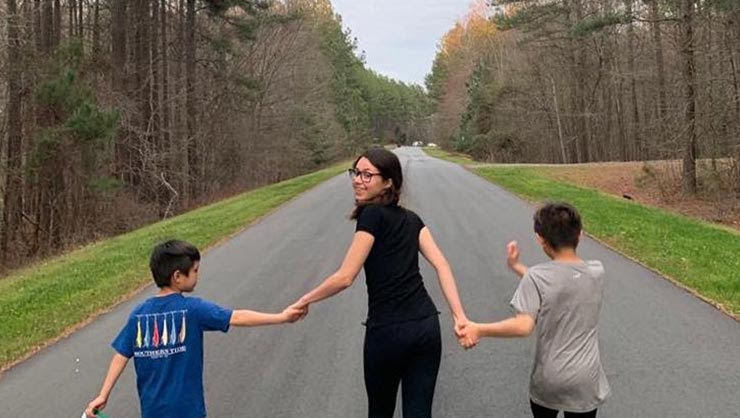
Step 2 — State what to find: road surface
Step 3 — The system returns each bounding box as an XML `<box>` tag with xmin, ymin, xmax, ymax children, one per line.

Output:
<box><xmin>1</xmin><ymin>147</ymin><xmax>738</xmax><ymax>417</ymax></box>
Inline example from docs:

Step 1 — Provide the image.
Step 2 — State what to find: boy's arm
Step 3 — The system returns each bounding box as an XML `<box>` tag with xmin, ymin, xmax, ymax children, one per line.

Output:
<box><xmin>460</xmin><ymin>314</ymin><xmax>535</xmax><ymax>342</ymax></box>
<box><xmin>230</xmin><ymin>303</ymin><xmax>305</xmax><ymax>327</ymax></box>
<box><xmin>85</xmin><ymin>353</ymin><xmax>129</xmax><ymax>417</ymax></box>
<box><xmin>478</xmin><ymin>314</ymin><xmax>535</xmax><ymax>337</ymax></box>
<box><xmin>506</xmin><ymin>241</ymin><xmax>528</xmax><ymax>278</ymax></box>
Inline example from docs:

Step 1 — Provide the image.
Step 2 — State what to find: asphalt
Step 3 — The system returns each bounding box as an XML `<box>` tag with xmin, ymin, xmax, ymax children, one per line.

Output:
<box><xmin>0</xmin><ymin>147</ymin><xmax>738</xmax><ymax>417</ymax></box>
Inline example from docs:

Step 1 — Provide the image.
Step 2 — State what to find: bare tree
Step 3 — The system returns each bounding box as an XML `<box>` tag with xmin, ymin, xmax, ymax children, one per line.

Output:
<box><xmin>2</xmin><ymin>0</ymin><xmax>23</xmax><ymax>261</ymax></box>
<box><xmin>681</xmin><ymin>0</ymin><xmax>697</xmax><ymax>194</ymax></box>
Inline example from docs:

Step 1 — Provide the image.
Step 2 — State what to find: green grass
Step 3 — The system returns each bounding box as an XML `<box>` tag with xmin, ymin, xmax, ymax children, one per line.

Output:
<box><xmin>423</xmin><ymin>147</ymin><xmax>477</xmax><ymax>165</ymax></box>
<box><xmin>0</xmin><ymin>162</ymin><xmax>348</xmax><ymax>369</ymax></box>
<box><xmin>426</xmin><ymin>149</ymin><xmax>739</xmax><ymax>317</ymax></box>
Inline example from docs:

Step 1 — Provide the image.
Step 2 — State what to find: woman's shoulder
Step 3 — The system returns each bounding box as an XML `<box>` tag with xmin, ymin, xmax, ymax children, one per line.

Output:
<box><xmin>401</xmin><ymin>206</ymin><xmax>424</xmax><ymax>223</ymax></box>
<box><xmin>359</xmin><ymin>204</ymin><xmax>422</xmax><ymax>221</ymax></box>
<box><xmin>357</xmin><ymin>203</ymin><xmax>385</xmax><ymax>218</ymax></box>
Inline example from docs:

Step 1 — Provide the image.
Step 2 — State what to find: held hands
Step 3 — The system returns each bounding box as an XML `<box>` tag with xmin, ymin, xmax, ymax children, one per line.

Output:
<box><xmin>453</xmin><ymin>316</ymin><xmax>479</xmax><ymax>350</ymax></box>
<box><xmin>282</xmin><ymin>301</ymin><xmax>309</xmax><ymax>323</ymax></box>
<box><xmin>455</xmin><ymin>321</ymin><xmax>481</xmax><ymax>349</ymax></box>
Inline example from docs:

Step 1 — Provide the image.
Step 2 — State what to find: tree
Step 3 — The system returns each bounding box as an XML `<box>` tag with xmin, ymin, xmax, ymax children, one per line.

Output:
<box><xmin>2</xmin><ymin>0</ymin><xmax>24</xmax><ymax>261</ymax></box>
<box><xmin>680</xmin><ymin>0</ymin><xmax>697</xmax><ymax>194</ymax></box>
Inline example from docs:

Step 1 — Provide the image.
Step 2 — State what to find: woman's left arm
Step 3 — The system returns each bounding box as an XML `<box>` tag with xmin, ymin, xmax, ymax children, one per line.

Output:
<box><xmin>298</xmin><ymin>231</ymin><xmax>374</xmax><ymax>306</ymax></box>
<box><xmin>419</xmin><ymin>227</ymin><xmax>468</xmax><ymax>326</ymax></box>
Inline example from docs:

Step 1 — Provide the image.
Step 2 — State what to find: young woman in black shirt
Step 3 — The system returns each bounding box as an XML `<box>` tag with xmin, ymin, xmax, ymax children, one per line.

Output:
<box><xmin>295</xmin><ymin>148</ymin><xmax>474</xmax><ymax>418</ymax></box>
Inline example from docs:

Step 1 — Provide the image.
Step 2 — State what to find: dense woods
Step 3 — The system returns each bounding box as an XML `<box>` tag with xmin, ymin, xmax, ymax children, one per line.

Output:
<box><xmin>427</xmin><ymin>0</ymin><xmax>739</xmax><ymax>195</ymax></box>
<box><xmin>3</xmin><ymin>0</ymin><xmax>739</xmax><ymax>271</ymax></box>
<box><xmin>0</xmin><ymin>0</ymin><xmax>432</xmax><ymax>270</ymax></box>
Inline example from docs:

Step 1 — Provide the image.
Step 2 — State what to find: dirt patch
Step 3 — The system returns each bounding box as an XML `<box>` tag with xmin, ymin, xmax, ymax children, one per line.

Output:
<box><xmin>533</xmin><ymin>160</ymin><xmax>740</xmax><ymax>232</ymax></box>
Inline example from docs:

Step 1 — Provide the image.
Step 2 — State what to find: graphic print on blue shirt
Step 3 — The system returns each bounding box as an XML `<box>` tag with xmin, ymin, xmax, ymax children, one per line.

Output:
<box><xmin>133</xmin><ymin>310</ymin><xmax>188</xmax><ymax>359</ymax></box>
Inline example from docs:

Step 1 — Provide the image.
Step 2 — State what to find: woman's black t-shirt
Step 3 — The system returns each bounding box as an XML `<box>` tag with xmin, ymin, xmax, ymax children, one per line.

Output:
<box><xmin>355</xmin><ymin>204</ymin><xmax>438</xmax><ymax>327</ymax></box>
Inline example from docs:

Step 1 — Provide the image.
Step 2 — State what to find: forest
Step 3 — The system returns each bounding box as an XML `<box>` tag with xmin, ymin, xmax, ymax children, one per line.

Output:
<box><xmin>427</xmin><ymin>0</ymin><xmax>739</xmax><ymax>196</ymax></box>
<box><xmin>0</xmin><ymin>0</ymin><xmax>432</xmax><ymax>270</ymax></box>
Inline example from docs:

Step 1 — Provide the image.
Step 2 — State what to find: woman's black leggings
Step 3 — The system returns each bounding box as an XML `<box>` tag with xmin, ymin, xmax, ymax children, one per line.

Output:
<box><xmin>530</xmin><ymin>400</ymin><xmax>598</xmax><ymax>418</ymax></box>
<box><xmin>363</xmin><ymin>314</ymin><xmax>441</xmax><ymax>418</ymax></box>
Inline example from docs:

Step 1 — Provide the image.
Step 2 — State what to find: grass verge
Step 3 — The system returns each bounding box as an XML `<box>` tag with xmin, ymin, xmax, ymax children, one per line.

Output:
<box><xmin>428</xmin><ymin>149</ymin><xmax>739</xmax><ymax>318</ymax></box>
<box><xmin>423</xmin><ymin>147</ymin><xmax>477</xmax><ymax>165</ymax></box>
<box><xmin>0</xmin><ymin>162</ymin><xmax>348</xmax><ymax>370</ymax></box>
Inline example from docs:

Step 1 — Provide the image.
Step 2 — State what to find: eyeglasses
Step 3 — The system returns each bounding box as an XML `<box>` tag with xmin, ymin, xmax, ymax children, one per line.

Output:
<box><xmin>348</xmin><ymin>168</ymin><xmax>382</xmax><ymax>183</ymax></box>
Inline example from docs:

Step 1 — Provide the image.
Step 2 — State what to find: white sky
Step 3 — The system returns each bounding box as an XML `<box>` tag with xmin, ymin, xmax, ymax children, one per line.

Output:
<box><xmin>330</xmin><ymin>0</ymin><xmax>475</xmax><ymax>86</ymax></box>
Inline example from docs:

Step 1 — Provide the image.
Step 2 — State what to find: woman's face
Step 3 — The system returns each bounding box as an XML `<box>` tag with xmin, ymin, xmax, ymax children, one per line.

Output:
<box><xmin>352</xmin><ymin>157</ymin><xmax>391</xmax><ymax>202</ymax></box>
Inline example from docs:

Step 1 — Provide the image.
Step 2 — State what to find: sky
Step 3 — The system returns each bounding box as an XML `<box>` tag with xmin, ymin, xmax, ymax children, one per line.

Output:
<box><xmin>329</xmin><ymin>0</ymin><xmax>475</xmax><ymax>87</ymax></box>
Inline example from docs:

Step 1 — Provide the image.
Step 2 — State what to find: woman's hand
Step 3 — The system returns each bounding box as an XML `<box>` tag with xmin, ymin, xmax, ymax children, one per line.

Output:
<box><xmin>282</xmin><ymin>301</ymin><xmax>309</xmax><ymax>323</ymax></box>
<box><xmin>455</xmin><ymin>321</ymin><xmax>481</xmax><ymax>349</ymax></box>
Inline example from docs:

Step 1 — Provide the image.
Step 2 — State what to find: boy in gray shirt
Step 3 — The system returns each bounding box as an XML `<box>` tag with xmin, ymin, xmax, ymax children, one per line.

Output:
<box><xmin>458</xmin><ymin>202</ymin><xmax>610</xmax><ymax>417</ymax></box>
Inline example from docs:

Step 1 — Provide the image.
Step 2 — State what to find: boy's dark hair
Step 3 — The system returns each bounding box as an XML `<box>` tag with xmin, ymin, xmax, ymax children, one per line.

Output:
<box><xmin>533</xmin><ymin>202</ymin><xmax>582</xmax><ymax>251</ymax></box>
<box><xmin>149</xmin><ymin>240</ymin><xmax>201</xmax><ymax>287</ymax></box>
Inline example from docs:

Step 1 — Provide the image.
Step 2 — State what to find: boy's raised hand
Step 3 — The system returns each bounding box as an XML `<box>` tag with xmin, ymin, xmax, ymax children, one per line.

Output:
<box><xmin>506</xmin><ymin>241</ymin><xmax>520</xmax><ymax>267</ymax></box>
<box><xmin>506</xmin><ymin>241</ymin><xmax>528</xmax><ymax>278</ymax></box>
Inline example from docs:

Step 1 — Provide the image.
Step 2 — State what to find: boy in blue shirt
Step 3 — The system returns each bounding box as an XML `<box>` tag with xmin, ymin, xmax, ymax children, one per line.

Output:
<box><xmin>85</xmin><ymin>240</ymin><xmax>306</xmax><ymax>418</ymax></box>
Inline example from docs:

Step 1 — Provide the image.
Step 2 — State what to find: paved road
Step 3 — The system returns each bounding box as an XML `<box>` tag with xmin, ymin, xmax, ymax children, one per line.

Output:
<box><xmin>1</xmin><ymin>147</ymin><xmax>738</xmax><ymax>417</ymax></box>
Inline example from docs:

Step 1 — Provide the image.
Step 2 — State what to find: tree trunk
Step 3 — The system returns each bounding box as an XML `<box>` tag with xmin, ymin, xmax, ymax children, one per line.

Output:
<box><xmin>68</xmin><ymin>0</ymin><xmax>76</xmax><ymax>38</ymax></box>
<box><xmin>648</xmin><ymin>0</ymin><xmax>668</xmax><ymax>123</ymax></box>
<box><xmin>111</xmin><ymin>0</ymin><xmax>128</xmax><ymax>180</ymax></box>
<box><xmin>565</xmin><ymin>0</ymin><xmax>589</xmax><ymax>163</ymax></box>
<box><xmin>626</xmin><ymin>0</ymin><xmax>641</xmax><ymax>160</ymax></box>
<box><xmin>53</xmin><ymin>0</ymin><xmax>61</xmax><ymax>47</ymax></box>
<box><xmin>42</xmin><ymin>0</ymin><xmax>53</xmax><ymax>52</ymax></box>
<box><xmin>185</xmin><ymin>0</ymin><xmax>197</xmax><ymax>201</ymax></box>
<box><xmin>2</xmin><ymin>0</ymin><xmax>25</xmax><ymax>262</ymax></box>
<box><xmin>34</xmin><ymin>0</ymin><xmax>42</xmax><ymax>50</ymax></box>
<box><xmin>161</xmin><ymin>0</ymin><xmax>171</xmax><ymax>160</ymax></box>
<box><xmin>681</xmin><ymin>0</ymin><xmax>697</xmax><ymax>195</ymax></box>
<box><xmin>727</xmin><ymin>20</ymin><xmax>740</xmax><ymax>118</ymax></box>
<box><xmin>151</xmin><ymin>0</ymin><xmax>161</xmax><ymax>153</ymax></box>
<box><xmin>77</xmin><ymin>0</ymin><xmax>83</xmax><ymax>38</ymax></box>
<box><xmin>31</xmin><ymin>0</ymin><xmax>60</xmax><ymax>255</ymax></box>
<box><xmin>550</xmin><ymin>76</ymin><xmax>567</xmax><ymax>164</ymax></box>
<box><xmin>173</xmin><ymin>0</ymin><xmax>187</xmax><ymax>203</ymax></box>
<box><xmin>92</xmin><ymin>0</ymin><xmax>100</xmax><ymax>77</ymax></box>
<box><xmin>135</xmin><ymin>0</ymin><xmax>151</xmax><ymax>194</ymax></box>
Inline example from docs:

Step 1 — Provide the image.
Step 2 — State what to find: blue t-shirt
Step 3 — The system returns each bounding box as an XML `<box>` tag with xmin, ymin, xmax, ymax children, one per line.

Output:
<box><xmin>112</xmin><ymin>293</ymin><xmax>233</xmax><ymax>418</ymax></box>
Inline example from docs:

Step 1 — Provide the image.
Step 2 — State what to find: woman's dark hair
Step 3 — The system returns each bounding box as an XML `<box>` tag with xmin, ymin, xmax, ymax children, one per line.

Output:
<box><xmin>149</xmin><ymin>240</ymin><xmax>201</xmax><ymax>288</ymax></box>
<box><xmin>533</xmin><ymin>202</ymin><xmax>582</xmax><ymax>251</ymax></box>
<box><xmin>351</xmin><ymin>148</ymin><xmax>403</xmax><ymax>219</ymax></box>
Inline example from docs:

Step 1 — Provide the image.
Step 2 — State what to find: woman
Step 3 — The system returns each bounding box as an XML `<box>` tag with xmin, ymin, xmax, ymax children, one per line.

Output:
<box><xmin>295</xmin><ymin>148</ymin><xmax>473</xmax><ymax>418</ymax></box>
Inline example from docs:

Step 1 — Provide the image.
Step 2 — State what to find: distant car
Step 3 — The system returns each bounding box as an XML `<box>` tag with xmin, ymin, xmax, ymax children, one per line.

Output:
<box><xmin>412</xmin><ymin>141</ymin><xmax>424</xmax><ymax>147</ymax></box>
<box><xmin>426</xmin><ymin>143</ymin><xmax>438</xmax><ymax>148</ymax></box>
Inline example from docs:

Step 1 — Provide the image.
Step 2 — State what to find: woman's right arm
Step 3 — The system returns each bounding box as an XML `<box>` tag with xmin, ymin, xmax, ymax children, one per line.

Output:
<box><xmin>297</xmin><ymin>231</ymin><xmax>374</xmax><ymax>306</ymax></box>
<box><xmin>418</xmin><ymin>227</ymin><xmax>469</xmax><ymax>326</ymax></box>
